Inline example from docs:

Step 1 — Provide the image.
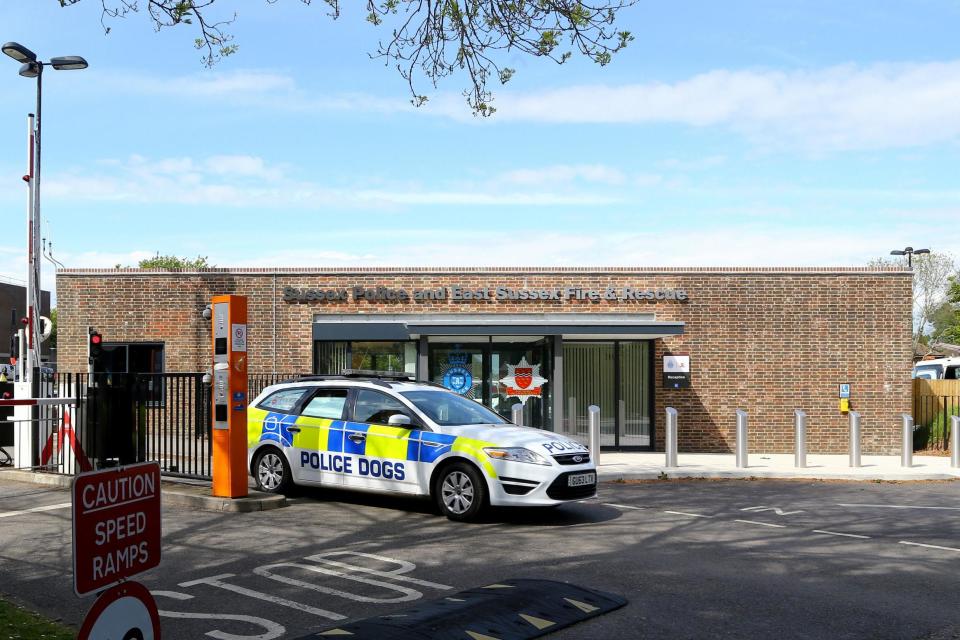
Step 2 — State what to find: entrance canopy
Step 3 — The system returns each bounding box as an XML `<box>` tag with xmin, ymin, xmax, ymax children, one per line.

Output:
<box><xmin>312</xmin><ymin>313</ymin><xmax>685</xmax><ymax>341</ymax></box>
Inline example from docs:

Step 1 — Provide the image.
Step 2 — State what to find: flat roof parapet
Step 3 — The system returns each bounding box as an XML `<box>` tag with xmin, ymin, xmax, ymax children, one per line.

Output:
<box><xmin>57</xmin><ymin>266</ymin><xmax>911</xmax><ymax>276</ymax></box>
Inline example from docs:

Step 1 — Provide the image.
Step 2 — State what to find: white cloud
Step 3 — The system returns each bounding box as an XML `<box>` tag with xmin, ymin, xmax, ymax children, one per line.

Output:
<box><xmin>192</xmin><ymin>222</ymin><xmax>960</xmax><ymax>268</ymax></box>
<box><xmin>426</xmin><ymin>61</ymin><xmax>960</xmax><ymax>151</ymax></box>
<box><xmin>41</xmin><ymin>154</ymin><xmax>621</xmax><ymax>209</ymax></box>
<box><xmin>97</xmin><ymin>61</ymin><xmax>960</xmax><ymax>151</ymax></box>
<box><xmin>109</xmin><ymin>70</ymin><xmax>296</xmax><ymax>99</ymax></box>
<box><xmin>499</xmin><ymin>164</ymin><xmax>628</xmax><ymax>187</ymax></box>
<box><xmin>97</xmin><ymin>69</ymin><xmax>409</xmax><ymax>115</ymax></box>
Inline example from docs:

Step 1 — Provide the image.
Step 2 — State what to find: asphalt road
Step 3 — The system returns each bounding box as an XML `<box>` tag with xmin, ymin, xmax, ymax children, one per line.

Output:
<box><xmin>1</xmin><ymin>476</ymin><xmax>959</xmax><ymax>639</ymax></box>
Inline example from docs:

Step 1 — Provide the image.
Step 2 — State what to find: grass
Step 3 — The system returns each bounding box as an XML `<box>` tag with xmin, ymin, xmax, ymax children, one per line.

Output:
<box><xmin>0</xmin><ymin>598</ymin><xmax>75</xmax><ymax>640</ymax></box>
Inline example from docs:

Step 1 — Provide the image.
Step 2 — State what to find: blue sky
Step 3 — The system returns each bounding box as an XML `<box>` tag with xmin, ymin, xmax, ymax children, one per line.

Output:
<box><xmin>1</xmin><ymin>1</ymin><xmax>959</xmax><ymax>290</ymax></box>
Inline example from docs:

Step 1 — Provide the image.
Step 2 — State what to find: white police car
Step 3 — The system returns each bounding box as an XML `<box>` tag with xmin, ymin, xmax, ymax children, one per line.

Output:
<box><xmin>247</xmin><ymin>373</ymin><xmax>597</xmax><ymax>521</ymax></box>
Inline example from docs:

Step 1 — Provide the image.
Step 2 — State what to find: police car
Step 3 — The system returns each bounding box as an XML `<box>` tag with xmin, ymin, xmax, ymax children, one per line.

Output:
<box><xmin>247</xmin><ymin>372</ymin><xmax>597</xmax><ymax>521</ymax></box>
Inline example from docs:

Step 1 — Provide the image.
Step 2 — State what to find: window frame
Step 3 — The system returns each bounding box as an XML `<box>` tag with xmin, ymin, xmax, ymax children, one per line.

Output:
<box><xmin>257</xmin><ymin>387</ymin><xmax>312</xmax><ymax>415</ymax></box>
<box><xmin>299</xmin><ymin>387</ymin><xmax>350</xmax><ymax>421</ymax></box>
<box><xmin>348</xmin><ymin>387</ymin><xmax>425</xmax><ymax>429</ymax></box>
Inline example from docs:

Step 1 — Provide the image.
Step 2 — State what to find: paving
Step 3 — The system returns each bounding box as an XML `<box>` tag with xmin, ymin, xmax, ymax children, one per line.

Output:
<box><xmin>597</xmin><ymin>451</ymin><xmax>960</xmax><ymax>481</ymax></box>
<box><xmin>1</xmin><ymin>473</ymin><xmax>959</xmax><ymax>639</ymax></box>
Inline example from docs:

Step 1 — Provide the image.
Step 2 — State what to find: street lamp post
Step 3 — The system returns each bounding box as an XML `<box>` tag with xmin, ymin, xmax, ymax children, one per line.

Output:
<box><xmin>890</xmin><ymin>246</ymin><xmax>930</xmax><ymax>269</ymax></box>
<box><xmin>2</xmin><ymin>42</ymin><xmax>87</xmax><ymax>386</ymax></box>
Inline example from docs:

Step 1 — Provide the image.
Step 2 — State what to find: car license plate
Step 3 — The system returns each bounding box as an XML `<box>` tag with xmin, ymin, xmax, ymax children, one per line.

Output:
<box><xmin>568</xmin><ymin>472</ymin><xmax>596</xmax><ymax>487</ymax></box>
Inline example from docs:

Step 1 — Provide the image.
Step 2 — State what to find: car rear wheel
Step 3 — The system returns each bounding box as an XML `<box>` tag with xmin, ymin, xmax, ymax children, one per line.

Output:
<box><xmin>435</xmin><ymin>462</ymin><xmax>487</xmax><ymax>522</ymax></box>
<box><xmin>254</xmin><ymin>448</ymin><xmax>293</xmax><ymax>494</ymax></box>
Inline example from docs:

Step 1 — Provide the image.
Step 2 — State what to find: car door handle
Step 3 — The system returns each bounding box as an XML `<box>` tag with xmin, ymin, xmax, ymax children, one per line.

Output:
<box><xmin>287</xmin><ymin>427</ymin><xmax>301</xmax><ymax>433</ymax></box>
<box><xmin>421</xmin><ymin>441</ymin><xmax>443</xmax><ymax>448</ymax></box>
<box><xmin>347</xmin><ymin>433</ymin><xmax>366</xmax><ymax>443</ymax></box>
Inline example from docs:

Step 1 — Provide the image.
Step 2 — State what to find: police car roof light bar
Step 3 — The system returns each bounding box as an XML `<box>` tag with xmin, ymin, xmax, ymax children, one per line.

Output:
<box><xmin>341</xmin><ymin>369</ymin><xmax>415</xmax><ymax>380</ymax></box>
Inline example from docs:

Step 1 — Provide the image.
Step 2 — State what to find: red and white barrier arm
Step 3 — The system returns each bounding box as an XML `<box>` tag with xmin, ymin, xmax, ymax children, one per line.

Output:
<box><xmin>0</xmin><ymin>397</ymin><xmax>77</xmax><ymax>407</ymax></box>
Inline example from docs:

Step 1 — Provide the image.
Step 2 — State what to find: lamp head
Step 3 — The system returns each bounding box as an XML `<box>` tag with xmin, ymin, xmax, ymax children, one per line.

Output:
<box><xmin>50</xmin><ymin>56</ymin><xmax>88</xmax><ymax>71</ymax></box>
<box><xmin>18</xmin><ymin>61</ymin><xmax>40</xmax><ymax>78</ymax></box>
<box><xmin>2</xmin><ymin>41</ymin><xmax>37</xmax><ymax>63</ymax></box>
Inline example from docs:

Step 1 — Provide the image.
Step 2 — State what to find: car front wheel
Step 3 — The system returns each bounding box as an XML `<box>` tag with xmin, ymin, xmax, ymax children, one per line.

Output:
<box><xmin>435</xmin><ymin>462</ymin><xmax>487</xmax><ymax>522</ymax></box>
<box><xmin>254</xmin><ymin>448</ymin><xmax>293</xmax><ymax>494</ymax></box>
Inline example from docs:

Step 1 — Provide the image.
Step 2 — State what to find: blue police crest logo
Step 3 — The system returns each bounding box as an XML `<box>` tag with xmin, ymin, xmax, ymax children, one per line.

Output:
<box><xmin>442</xmin><ymin>366</ymin><xmax>473</xmax><ymax>395</ymax></box>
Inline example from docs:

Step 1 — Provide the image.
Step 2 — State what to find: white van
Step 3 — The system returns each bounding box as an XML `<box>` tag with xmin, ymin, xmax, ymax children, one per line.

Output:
<box><xmin>912</xmin><ymin>357</ymin><xmax>960</xmax><ymax>380</ymax></box>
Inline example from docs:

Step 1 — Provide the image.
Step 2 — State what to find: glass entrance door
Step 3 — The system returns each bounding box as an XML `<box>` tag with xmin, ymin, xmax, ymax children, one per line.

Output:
<box><xmin>562</xmin><ymin>343</ymin><xmax>616</xmax><ymax>446</ymax></box>
<box><xmin>619</xmin><ymin>342</ymin><xmax>651</xmax><ymax>447</ymax></box>
<box><xmin>562</xmin><ymin>341</ymin><xmax>652</xmax><ymax>449</ymax></box>
<box><xmin>427</xmin><ymin>338</ymin><xmax>551</xmax><ymax>427</ymax></box>
<box><xmin>490</xmin><ymin>338</ymin><xmax>551</xmax><ymax>429</ymax></box>
<box><xmin>428</xmin><ymin>344</ymin><xmax>484</xmax><ymax>401</ymax></box>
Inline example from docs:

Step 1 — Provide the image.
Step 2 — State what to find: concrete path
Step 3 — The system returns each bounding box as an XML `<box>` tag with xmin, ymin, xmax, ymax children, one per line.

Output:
<box><xmin>597</xmin><ymin>451</ymin><xmax>960</xmax><ymax>481</ymax></box>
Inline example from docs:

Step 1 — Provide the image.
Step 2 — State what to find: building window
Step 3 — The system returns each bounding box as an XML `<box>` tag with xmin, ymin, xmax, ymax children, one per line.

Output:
<box><xmin>95</xmin><ymin>343</ymin><xmax>164</xmax><ymax>374</ymax></box>
<box><xmin>314</xmin><ymin>341</ymin><xmax>416</xmax><ymax>375</ymax></box>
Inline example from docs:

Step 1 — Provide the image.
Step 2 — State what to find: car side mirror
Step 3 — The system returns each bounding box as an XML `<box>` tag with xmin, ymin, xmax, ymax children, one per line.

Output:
<box><xmin>388</xmin><ymin>414</ymin><xmax>413</xmax><ymax>427</ymax></box>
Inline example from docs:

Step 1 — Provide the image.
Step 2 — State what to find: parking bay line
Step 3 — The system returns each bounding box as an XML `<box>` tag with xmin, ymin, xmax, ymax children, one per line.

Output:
<box><xmin>0</xmin><ymin>502</ymin><xmax>71</xmax><ymax>519</ymax></box>
<box><xmin>734</xmin><ymin>519</ymin><xmax>787</xmax><ymax>529</ymax></box>
<box><xmin>838</xmin><ymin>504</ymin><xmax>960</xmax><ymax>511</ymax></box>
<box><xmin>898</xmin><ymin>541</ymin><xmax>960</xmax><ymax>553</ymax></box>
<box><xmin>663</xmin><ymin>511</ymin><xmax>713</xmax><ymax>518</ymax></box>
<box><xmin>603</xmin><ymin>503</ymin><xmax>646</xmax><ymax>511</ymax></box>
<box><xmin>812</xmin><ymin>530</ymin><xmax>871</xmax><ymax>540</ymax></box>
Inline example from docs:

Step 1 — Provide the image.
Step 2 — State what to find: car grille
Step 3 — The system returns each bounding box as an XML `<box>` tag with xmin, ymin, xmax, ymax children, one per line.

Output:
<box><xmin>553</xmin><ymin>453</ymin><xmax>591</xmax><ymax>465</ymax></box>
<box><xmin>546</xmin><ymin>471</ymin><xmax>597</xmax><ymax>500</ymax></box>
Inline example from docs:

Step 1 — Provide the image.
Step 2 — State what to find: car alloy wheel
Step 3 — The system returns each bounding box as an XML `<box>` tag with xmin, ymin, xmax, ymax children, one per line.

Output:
<box><xmin>441</xmin><ymin>470</ymin><xmax>474</xmax><ymax>515</ymax></box>
<box><xmin>258</xmin><ymin>452</ymin><xmax>285</xmax><ymax>491</ymax></box>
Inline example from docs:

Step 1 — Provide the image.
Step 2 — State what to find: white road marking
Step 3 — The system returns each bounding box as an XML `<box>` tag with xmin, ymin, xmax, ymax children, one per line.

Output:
<box><xmin>0</xmin><ymin>502</ymin><xmax>71</xmax><ymax>519</ymax></box>
<box><xmin>838</xmin><ymin>504</ymin><xmax>960</xmax><ymax>511</ymax></box>
<box><xmin>663</xmin><ymin>510</ymin><xmax>713</xmax><ymax>518</ymax></box>
<box><xmin>158</xmin><ymin>610</ymin><xmax>285</xmax><ymax>640</ymax></box>
<box><xmin>812</xmin><ymin>530</ymin><xmax>871</xmax><ymax>540</ymax></box>
<box><xmin>734</xmin><ymin>519</ymin><xmax>787</xmax><ymax>528</ymax></box>
<box><xmin>898</xmin><ymin>541</ymin><xmax>960</xmax><ymax>553</ymax></box>
<box><xmin>154</xmin><ymin>590</ymin><xmax>286</xmax><ymax>640</ymax></box>
<box><xmin>740</xmin><ymin>506</ymin><xmax>804</xmax><ymax>516</ymax></box>
<box><xmin>180</xmin><ymin>573</ymin><xmax>345</xmax><ymax>620</ymax></box>
<box><xmin>255</xmin><ymin>561</ymin><xmax>425</xmax><ymax>603</ymax></box>
<box><xmin>304</xmin><ymin>551</ymin><xmax>453</xmax><ymax>590</ymax></box>
<box><xmin>604</xmin><ymin>503</ymin><xmax>645</xmax><ymax>510</ymax></box>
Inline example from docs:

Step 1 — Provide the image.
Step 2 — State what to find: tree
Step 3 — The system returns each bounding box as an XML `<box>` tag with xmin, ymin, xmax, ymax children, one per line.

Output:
<box><xmin>116</xmin><ymin>253</ymin><xmax>213</xmax><ymax>269</ymax></box>
<box><xmin>872</xmin><ymin>252</ymin><xmax>957</xmax><ymax>351</ymax></box>
<box><xmin>940</xmin><ymin>275</ymin><xmax>960</xmax><ymax>344</ymax></box>
<box><xmin>56</xmin><ymin>0</ymin><xmax>636</xmax><ymax>115</ymax></box>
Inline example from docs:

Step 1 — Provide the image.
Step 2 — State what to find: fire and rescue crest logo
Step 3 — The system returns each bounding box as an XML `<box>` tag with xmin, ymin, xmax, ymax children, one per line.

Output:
<box><xmin>498</xmin><ymin>357</ymin><xmax>547</xmax><ymax>405</ymax></box>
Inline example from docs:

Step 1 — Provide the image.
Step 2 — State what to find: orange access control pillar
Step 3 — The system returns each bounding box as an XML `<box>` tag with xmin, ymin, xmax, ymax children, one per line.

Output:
<box><xmin>211</xmin><ymin>295</ymin><xmax>249</xmax><ymax>498</ymax></box>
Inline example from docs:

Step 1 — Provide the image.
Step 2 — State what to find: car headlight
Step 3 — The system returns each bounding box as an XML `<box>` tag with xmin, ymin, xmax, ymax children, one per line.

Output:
<box><xmin>484</xmin><ymin>447</ymin><xmax>551</xmax><ymax>466</ymax></box>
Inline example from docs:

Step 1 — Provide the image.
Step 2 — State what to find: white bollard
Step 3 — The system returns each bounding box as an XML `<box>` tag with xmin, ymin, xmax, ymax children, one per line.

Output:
<box><xmin>901</xmin><ymin>414</ymin><xmax>913</xmax><ymax>468</ymax></box>
<box><xmin>951</xmin><ymin>416</ymin><xmax>959</xmax><ymax>469</ymax></box>
<box><xmin>736</xmin><ymin>409</ymin><xmax>748</xmax><ymax>468</ymax></box>
<box><xmin>588</xmin><ymin>405</ymin><xmax>601</xmax><ymax>466</ymax></box>
<box><xmin>849</xmin><ymin>411</ymin><xmax>862</xmax><ymax>468</ymax></box>
<box><xmin>794</xmin><ymin>409</ymin><xmax>807</xmax><ymax>468</ymax></box>
<box><xmin>665</xmin><ymin>407</ymin><xmax>678</xmax><ymax>468</ymax></box>
<box><xmin>511</xmin><ymin>403</ymin><xmax>523</xmax><ymax>427</ymax></box>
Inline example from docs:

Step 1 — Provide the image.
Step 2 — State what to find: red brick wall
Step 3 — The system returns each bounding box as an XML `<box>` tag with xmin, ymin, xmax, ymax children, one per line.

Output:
<box><xmin>56</xmin><ymin>267</ymin><xmax>913</xmax><ymax>454</ymax></box>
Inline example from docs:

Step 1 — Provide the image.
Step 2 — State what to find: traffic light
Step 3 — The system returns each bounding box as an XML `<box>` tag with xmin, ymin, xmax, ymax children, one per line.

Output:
<box><xmin>88</xmin><ymin>328</ymin><xmax>103</xmax><ymax>361</ymax></box>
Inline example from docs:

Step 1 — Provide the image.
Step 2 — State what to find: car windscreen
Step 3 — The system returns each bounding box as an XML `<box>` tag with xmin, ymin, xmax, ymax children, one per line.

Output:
<box><xmin>400</xmin><ymin>390</ymin><xmax>508</xmax><ymax>426</ymax></box>
<box><xmin>913</xmin><ymin>364</ymin><xmax>942</xmax><ymax>379</ymax></box>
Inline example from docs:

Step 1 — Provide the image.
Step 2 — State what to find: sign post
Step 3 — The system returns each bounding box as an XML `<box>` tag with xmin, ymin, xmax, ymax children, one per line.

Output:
<box><xmin>72</xmin><ymin>462</ymin><xmax>162</xmax><ymax>597</ymax></box>
<box><xmin>211</xmin><ymin>295</ymin><xmax>248</xmax><ymax>498</ymax></box>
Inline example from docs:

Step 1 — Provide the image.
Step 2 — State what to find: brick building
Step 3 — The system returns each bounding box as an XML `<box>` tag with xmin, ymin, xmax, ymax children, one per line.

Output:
<box><xmin>56</xmin><ymin>266</ymin><xmax>913</xmax><ymax>454</ymax></box>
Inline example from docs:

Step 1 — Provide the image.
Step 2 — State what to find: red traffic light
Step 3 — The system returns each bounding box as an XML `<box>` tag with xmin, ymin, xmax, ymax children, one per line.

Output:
<box><xmin>90</xmin><ymin>334</ymin><xmax>102</xmax><ymax>345</ymax></box>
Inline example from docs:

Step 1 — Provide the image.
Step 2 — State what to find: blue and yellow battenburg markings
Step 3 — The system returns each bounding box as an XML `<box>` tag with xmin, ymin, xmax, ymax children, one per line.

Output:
<box><xmin>247</xmin><ymin>408</ymin><xmax>498</xmax><ymax>478</ymax></box>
